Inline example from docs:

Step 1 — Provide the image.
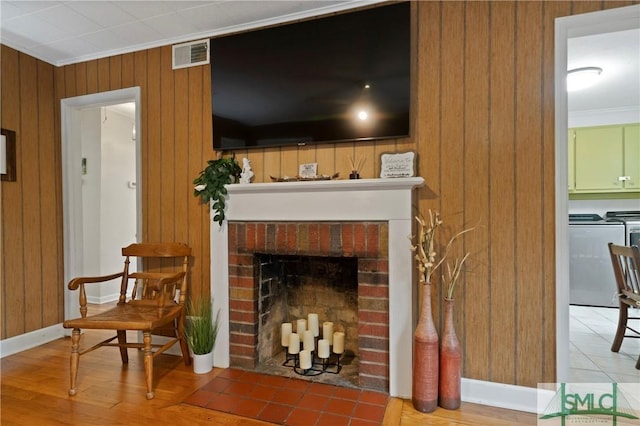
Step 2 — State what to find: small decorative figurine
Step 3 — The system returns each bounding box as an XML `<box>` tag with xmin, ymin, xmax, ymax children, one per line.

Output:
<box><xmin>240</xmin><ymin>157</ymin><xmax>254</xmax><ymax>184</ymax></box>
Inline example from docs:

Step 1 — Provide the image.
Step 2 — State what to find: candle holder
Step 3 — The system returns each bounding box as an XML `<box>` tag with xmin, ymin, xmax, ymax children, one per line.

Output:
<box><xmin>282</xmin><ymin>348</ymin><xmax>342</xmax><ymax>376</ymax></box>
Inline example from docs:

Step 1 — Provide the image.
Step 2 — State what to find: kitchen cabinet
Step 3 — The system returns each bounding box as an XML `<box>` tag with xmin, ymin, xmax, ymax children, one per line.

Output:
<box><xmin>569</xmin><ymin>123</ymin><xmax>640</xmax><ymax>194</ymax></box>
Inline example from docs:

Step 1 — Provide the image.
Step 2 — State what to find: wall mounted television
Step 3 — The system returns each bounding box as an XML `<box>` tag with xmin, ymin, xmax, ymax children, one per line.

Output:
<box><xmin>211</xmin><ymin>2</ymin><xmax>410</xmax><ymax>150</ymax></box>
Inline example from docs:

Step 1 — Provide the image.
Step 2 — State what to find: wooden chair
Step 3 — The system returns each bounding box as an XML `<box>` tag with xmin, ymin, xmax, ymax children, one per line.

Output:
<box><xmin>62</xmin><ymin>242</ymin><xmax>193</xmax><ymax>399</ymax></box>
<box><xmin>608</xmin><ymin>243</ymin><xmax>640</xmax><ymax>369</ymax></box>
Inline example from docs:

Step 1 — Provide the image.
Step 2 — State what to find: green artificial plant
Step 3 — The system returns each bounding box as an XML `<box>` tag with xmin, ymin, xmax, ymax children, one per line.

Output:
<box><xmin>185</xmin><ymin>297</ymin><xmax>220</xmax><ymax>355</ymax></box>
<box><xmin>193</xmin><ymin>153</ymin><xmax>242</xmax><ymax>225</ymax></box>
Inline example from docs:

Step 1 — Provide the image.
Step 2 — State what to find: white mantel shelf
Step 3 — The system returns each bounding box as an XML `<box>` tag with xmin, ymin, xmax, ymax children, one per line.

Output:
<box><xmin>227</xmin><ymin>177</ymin><xmax>425</xmax><ymax>194</ymax></box>
<box><xmin>224</xmin><ymin>177</ymin><xmax>424</xmax><ymax>222</ymax></box>
<box><xmin>212</xmin><ymin>176</ymin><xmax>424</xmax><ymax>398</ymax></box>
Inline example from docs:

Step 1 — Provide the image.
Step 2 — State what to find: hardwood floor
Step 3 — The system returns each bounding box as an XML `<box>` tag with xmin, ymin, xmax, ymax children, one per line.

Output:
<box><xmin>1</xmin><ymin>329</ymin><xmax>537</xmax><ymax>425</ymax></box>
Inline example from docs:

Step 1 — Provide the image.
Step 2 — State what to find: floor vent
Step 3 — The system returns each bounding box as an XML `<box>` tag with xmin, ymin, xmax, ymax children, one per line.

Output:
<box><xmin>172</xmin><ymin>39</ymin><xmax>210</xmax><ymax>70</ymax></box>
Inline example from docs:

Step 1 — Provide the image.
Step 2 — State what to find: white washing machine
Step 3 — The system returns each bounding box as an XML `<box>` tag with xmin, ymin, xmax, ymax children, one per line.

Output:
<box><xmin>569</xmin><ymin>214</ymin><xmax>625</xmax><ymax>308</ymax></box>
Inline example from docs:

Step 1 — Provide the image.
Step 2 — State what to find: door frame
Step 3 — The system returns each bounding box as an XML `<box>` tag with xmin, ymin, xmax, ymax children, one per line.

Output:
<box><xmin>61</xmin><ymin>87</ymin><xmax>142</xmax><ymax>321</ymax></box>
<box><xmin>554</xmin><ymin>5</ymin><xmax>640</xmax><ymax>383</ymax></box>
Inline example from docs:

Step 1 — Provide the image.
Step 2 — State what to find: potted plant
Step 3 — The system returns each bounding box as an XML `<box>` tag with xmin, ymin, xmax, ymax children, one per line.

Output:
<box><xmin>185</xmin><ymin>297</ymin><xmax>220</xmax><ymax>374</ymax></box>
<box><xmin>193</xmin><ymin>152</ymin><xmax>242</xmax><ymax>226</ymax></box>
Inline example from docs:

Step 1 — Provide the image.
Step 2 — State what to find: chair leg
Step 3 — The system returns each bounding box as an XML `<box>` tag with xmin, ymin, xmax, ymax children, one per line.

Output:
<box><xmin>611</xmin><ymin>304</ymin><xmax>628</xmax><ymax>352</ymax></box>
<box><xmin>636</xmin><ymin>355</ymin><xmax>640</xmax><ymax>370</ymax></box>
<box><xmin>116</xmin><ymin>330</ymin><xmax>129</xmax><ymax>363</ymax></box>
<box><xmin>177</xmin><ymin>315</ymin><xmax>192</xmax><ymax>366</ymax></box>
<box><xmin>69</xmin><ymin>328</ymin><xmax>81</xmax><ymax>396</ymax></box>
<box><xmin>143</xmin><ymin>332</ymin><xmax>154</xmax><ymax>399</ymax></box>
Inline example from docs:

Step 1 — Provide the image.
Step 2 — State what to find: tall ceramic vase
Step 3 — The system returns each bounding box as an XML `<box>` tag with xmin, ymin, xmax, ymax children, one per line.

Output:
<box><xmin>439</xmin><ymin>298</ymin><xmax>461</xmax><ymax>409</ymax></box>
<box><xmin>412</xmin><ymin>281</ymin><xmax>439</xmax><ymax>413</ymax></box>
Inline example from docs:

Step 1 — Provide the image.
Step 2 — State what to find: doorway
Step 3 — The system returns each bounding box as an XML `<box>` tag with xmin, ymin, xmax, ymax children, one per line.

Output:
<box><xmin>554</xmin><ymin>5</ymin><xmax>640</xmax><ymax>383</ymax></box>
<box><xmin>61</xmin><ymin>87</ymin><xmax>142</xmax><ymax>321</ymax></box>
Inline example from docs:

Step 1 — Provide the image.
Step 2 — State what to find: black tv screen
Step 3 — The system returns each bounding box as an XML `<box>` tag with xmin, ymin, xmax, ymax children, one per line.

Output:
<box><xmin>211</xmin><ymin>2</ymin><xmax>410</xmax><ymax>150</ymax></box>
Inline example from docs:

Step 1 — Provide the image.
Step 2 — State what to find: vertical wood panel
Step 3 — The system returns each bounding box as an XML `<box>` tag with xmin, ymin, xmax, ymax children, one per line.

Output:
<box><xmin>188</xmin><ymin>64</ymin><xmax>205</xmax><ymax>298</ymax></box>
<box><xmin>121</xmin><ymin>53</ymin><xmax>135</xmax><ymax>88</ymax></box>
<box><xmin>97</xmin><ymin>58</ymin><xmax>110</xmax><ymax>93</ymax></box>
<box><xmin>174</xmin><ymin>67</ymin><xmax>190</xmax><ymax>247</ymax></box>
<box><xmin>37</xmin><ymin>60</ymin><xmax>61</xmax><ymax>325</ymax></box>
<box><xmin>439</xmin><ymin>1</ymin><xmax>466</xmax><ymax>331</ymax></box>
<box><xmin>1</xmin><ymin>47</ymin><xmax>25</xmax><ymax>338</ymax></box>
<box><xmin>160</xmin><ymin>46</ymin><xmax>176</xmax><ymax>243</ymax></box>
<box><xmin>63</xmin><ymin>65</ymin><xmax>77</xmax><ymax>98</ymax></box>
<box><xmin>514</xmin><ymin>1</ymin><xmax>545</xmax><ymax>387</ymax></box>
<box><xmin>415</xmin><ymin>0</ymin><xmax>441</xmax><ymax>206</ymax></box>
<box><xmin>109</xmin><ymin>55</ymin><xmax>122</xmax><ymax>90</ymax></box>
<box><xmin>280</xmin><ymin>147</ymin><xmax>298</xmax><ymax>177</ymax></box>
<box><xmin>462</xmin><ymin>0</ymin><xmax>490</xmax><ymax>381</ymax></box>
<box><xmin>20</xmin><ymin>55</ymin><xmax>44</xmax><ymax>332</ymax></box>
<box><xmin>263</xmin><ymin>147</ymin><xmax>281</xmax><ymax>179</ymax></box>
<box><xmin>146</xmin><ymin>48</ymin><xmax>162</xmax><ymax>243</ymax></box>
<box><xmin>488</xmin><ymin>0</ymin><xmax>517</xmax><ymax>384</ymax></box>
<box><xmin>86</xmin><ymin>60</ymin><xmax>98</xmax><ymax>94</ymax></box>
<box><xmin>75</xmin><ymin>62</ymin><xmax>87</xmax><ymax>96</ymax></box>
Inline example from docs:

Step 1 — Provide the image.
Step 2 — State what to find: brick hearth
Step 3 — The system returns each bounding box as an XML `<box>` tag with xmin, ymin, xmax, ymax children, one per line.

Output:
<box><xmin>227</xmin><ymin>221</ymin><xmax>390</xmax><ymax>392</ymax></box>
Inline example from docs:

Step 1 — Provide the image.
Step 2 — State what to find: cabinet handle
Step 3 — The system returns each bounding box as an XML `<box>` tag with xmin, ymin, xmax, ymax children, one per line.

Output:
<box><xmin>618</xmin><ymin>176</ymin><xmax>631</xmax><ymax>181</ymax></box>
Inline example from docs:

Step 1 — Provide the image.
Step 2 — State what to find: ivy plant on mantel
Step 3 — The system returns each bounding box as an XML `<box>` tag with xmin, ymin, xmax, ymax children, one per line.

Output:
<box><xmin>193</xmin><ymin>153</ymin><xmax>241</xmax><ymax>225</ymax></box>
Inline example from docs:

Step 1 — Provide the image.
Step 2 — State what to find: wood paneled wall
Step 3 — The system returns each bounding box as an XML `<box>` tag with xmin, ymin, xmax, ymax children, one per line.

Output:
<box><xmin>1</xmin><ymin>46</ymin><xmax>62</xmax><ymax>339</ymax></box>
<box><xmin>1</xmin><ymin>0</ymin><xmax>636</xmax><ymax>387</ymax></box>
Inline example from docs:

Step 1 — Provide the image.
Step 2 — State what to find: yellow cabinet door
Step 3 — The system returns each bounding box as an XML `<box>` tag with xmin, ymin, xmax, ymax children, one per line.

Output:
<box><xmin>574</xmin><ymin>126</ymin><xmax>624</xmax><ymax>192</ymax></box>
<box><xmin>623</xmin><ymin>124</ymin><xmax>640</xmax><ymax>190</ymax></box>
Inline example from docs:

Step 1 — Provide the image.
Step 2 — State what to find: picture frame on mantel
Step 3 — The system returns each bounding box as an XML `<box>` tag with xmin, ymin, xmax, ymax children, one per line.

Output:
<box><xmin>379</xmin><ymin>151</ymin><xmax>416</xmax><ymax>178</ymax></box>
<box><xmin>1</xmin><ymin>128</ymin><xmax>16</xmax><ymax>182</ymax></box>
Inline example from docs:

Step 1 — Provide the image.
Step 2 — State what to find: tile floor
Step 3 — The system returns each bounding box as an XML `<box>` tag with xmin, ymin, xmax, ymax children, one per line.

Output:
<box><xmin>184</xmin><ymin>368</ymin><xmax>389</xmax><ymax>426</ymax></box>
<box><xmin>569</xmin><ymin>305</ymin><xmax>640</xmax><ymax>383</ymax></box>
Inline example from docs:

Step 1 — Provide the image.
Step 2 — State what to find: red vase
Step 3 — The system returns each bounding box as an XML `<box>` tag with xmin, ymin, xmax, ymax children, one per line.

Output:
<box><xmin>412</xmin><ymin>282</ymin><xmax>438</xmax><ymax>413</ymax></box>
<box><xmin>439</xmin><ymin>298</ymin><xmax>461</xmax><ymax>409</ymax></box>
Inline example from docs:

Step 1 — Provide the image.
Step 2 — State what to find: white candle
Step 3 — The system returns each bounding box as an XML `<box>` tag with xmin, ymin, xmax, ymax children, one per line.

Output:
<box><xmin>323</xmin><ymin>322</ymin><xmax>334</xmax><ymax>345</ymax></box>
<box><xmin>308</xmin><ymin>313</ymin><xmax>319</xmax><ymax>337</ymax></box>
<box><xmin>299</xmin><ymin>349</ymin><xmax>312</xmax><ymax>370</ymax></box>
<box><xmin>281</xmin><ymin>322</ymin><xmax>292</xmax><ymax>347</ymax></box>
<box><xmin>303</xmin><ymin>330</ymin><xmax>315</xmax><ymax>352</ymax></box>
<box><xmin>318</xmin><ymin>339</ymin><xmax>330</xmax><ymax>359</ymax></box>
<box><xmin>288</xmin><ymin>333</ymin><xmax>300</xmax><ymax>354</ymax></box>
<box><xmin>296</xmin><ymin>318</ymin><xmax>307</xmax><ymax>335</ymax></box>
<box><xmin>333</xmin><ymin>332</ymin><xmax>345</xmax><ymax>354</ymax></box>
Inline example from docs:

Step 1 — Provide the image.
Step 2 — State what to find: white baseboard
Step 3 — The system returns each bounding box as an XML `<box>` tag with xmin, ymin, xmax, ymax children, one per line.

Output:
<box><xmin>462</xmin><ymin>378</ymin><xmax>549</xmax><ymax>414</ymax></box>
<box><xmin>0</xmin><ymin>324</ymin><xmax>66</xmax><ymax>358</ymax></box>
<box><xmin>85</xmin><ymin>292</ymin><xmax>122</xmax><ymax>305</ymax></box>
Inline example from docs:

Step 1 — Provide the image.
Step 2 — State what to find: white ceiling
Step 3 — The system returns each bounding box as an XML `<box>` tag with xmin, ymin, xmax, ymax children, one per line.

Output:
<box><xmin>0</xmin><ymin>0</ymin><xmax>376</xmax><ymax>65</ymax></box>
<box><xmin>1</xmin><ymin>1</ymin><xmax>638</xmax><ymax>115</ymax></box>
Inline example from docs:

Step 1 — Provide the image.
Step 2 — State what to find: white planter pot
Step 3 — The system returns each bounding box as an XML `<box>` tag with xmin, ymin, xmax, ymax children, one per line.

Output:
<box><xmin>192</xmin><ymin>352</ymin><xmax>213</xmax><ymax>374</ymax></box>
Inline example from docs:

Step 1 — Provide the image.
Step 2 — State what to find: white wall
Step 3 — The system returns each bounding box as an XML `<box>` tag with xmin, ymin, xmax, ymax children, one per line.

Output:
<box><xmin>81</xmin><ymin>109</ymin><xmax>102</xmax><ymax>299</ymax></box>
<box><xmin>80</xmin><ymin>106</ymin><xmax>137</xmax><ymax>303</ymax></box>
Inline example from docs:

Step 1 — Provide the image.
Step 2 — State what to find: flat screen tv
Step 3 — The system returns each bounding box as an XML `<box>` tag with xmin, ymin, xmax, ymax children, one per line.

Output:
<box><xmin>211</xmin><ymin>2</ymin><xmax>410</xmax><ymax>150</ymax></box>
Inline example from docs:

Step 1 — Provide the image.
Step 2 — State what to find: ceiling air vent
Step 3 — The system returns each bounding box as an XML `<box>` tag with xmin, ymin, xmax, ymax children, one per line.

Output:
<box><xmin>172</xmin><ymin>39</ymin><xmax>210</xmax><ymax>70</ymax></box>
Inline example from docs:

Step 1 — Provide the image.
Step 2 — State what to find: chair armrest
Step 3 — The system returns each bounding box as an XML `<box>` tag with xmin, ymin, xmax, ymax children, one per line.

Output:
<box><xmin>68</xmin><ymin>272</ymin><xmax>125</xmax><ymax>290</ymax></box>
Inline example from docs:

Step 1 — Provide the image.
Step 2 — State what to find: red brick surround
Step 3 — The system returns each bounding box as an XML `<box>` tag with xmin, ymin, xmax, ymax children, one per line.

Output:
<box><xmin>227</xmin><ymin>221</ymin><xmax>390</xmax><ymax>392</ymax></box>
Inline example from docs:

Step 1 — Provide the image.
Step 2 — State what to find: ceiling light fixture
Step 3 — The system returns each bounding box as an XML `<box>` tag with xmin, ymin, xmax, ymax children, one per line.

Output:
<box><xmin>567</xmin><ymin>67</ymin><xmax>602</xmax><ymax>92</ymax></box>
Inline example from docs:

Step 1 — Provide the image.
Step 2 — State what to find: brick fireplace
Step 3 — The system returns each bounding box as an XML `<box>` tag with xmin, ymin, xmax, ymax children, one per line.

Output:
<box><xmin>211</xmin><ymin>177</ymin><xmax>423</xmax><ymax>398</ymax></box>
<box><xmin>227</xmin><ymin>220</ymin><xmax>389</xmax><ymax>391</ymax></box>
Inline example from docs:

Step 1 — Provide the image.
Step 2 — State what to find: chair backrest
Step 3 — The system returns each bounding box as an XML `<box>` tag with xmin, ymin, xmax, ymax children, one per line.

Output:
<box><xmin>119</xmin><ymin>242</ymin><xmax>191</xmax><ymax>306</ymax></box>
<box><xmin>608</xmin><ymin>243</ymin><xmax>640</xmax><ymax>307</ymax></box>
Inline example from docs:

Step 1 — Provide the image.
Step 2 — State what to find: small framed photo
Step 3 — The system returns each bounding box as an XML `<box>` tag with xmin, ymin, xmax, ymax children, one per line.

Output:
<box><xmin>380</xmin><ymin>151</ymin><xmax>416</xmax><ymax>178</ymax></box>
<box><xmin>299</xmin><ymin>162</ymin><xmax>318</xmax><ymax>178</ymax></box>
<box><xmin>1</xmin><ymin>128</ymin><xmax>16</xmax><ymax>182</ymax></box>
